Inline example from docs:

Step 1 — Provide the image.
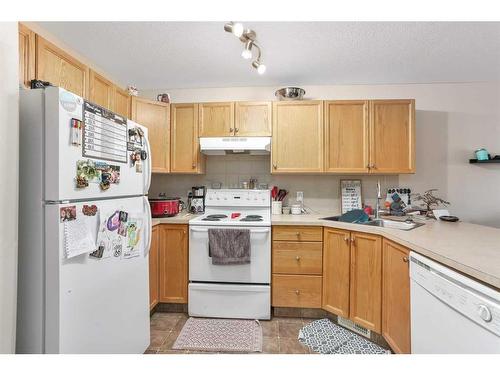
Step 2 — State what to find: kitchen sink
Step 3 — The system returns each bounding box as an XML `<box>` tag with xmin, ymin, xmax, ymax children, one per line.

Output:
<box><xmin>321</xmin><ymin>216</ymin><xmax>341</xmax><ymax>221</ymax></box>
<box><xmin>360</xmin><ymin>218</ymin><xmax>424</xmax><ymax>231</ymax></box>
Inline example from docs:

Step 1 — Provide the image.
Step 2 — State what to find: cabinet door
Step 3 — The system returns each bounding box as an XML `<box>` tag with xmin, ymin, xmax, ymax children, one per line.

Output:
<box><xmin>131</xmin><ymin>97</ymin><xmax>170</xmax><ymax>173</ymax></box>
<box><xmin>36</xmin><ymin>35</ymin><xmax>89</xmax><ymax>98</ymax></box>
<box><xmin>199</xmin><ymin>102</ymin><xmax>234</xmax><ymax>137</ymax></box>
<box><xmin>324</xmin><ymin>100</ymin><xmax>369</xmax><ymax>173</ymax></box>
<box><xmin>369</xmin><ymin>99</ymin><xmax>415</xmax><ymax>173</ymax></box>
<box><xmin>235</xmin><ymin>101</ymin><xmax>272</xmax><ymax>136</ymax></box>
<box><xmin>272</xmin><ymin>101</ymin><xmax>323</xmax><ymax>173</ymax></box>
<box><xmin>171</xmin><ymin>103</ymin><xmax>204</xmax><ymax>173</ymax></box>
<box><xmin>159</xmin><ymin>225</ymin><xmax>188</xmax><ymax>303</ymax></box>
<box><xmin>382</xmin><ymin>239</ymin><xmax>411</xmax><ymax>353</ymax></box>
<box><xmin>89</xmin><ymin>70</ymin><xmax>114</xmax><ymax>110</ymax></box>
<box><xmin>322</xmin><ymin>228</ymin><xmax>351</xmax><ymax>318</ymax></box>
<box><xmin>18</xmin><ymin>23</ymin><xmax>35</xmax><ymax>89</ymax></box>
<box><xmin>113</xmin><ymin>86</ymin><xmax>131</xmax><ymax>118</ymax></box>
<box><xmin>349</xmin><ymin>232</ymin><xmax>382</xmax><ymax>333</ymax></box>
<box><xmin>149</xmin><ymin>225</ymin><xmax>160</xmax><ymax>310</ymax></box>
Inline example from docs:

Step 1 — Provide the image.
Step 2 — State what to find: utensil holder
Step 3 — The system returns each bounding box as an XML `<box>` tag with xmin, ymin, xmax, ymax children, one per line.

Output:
<box><xmin>272</xmin><ymin>201</ymin><xmax>283</xmax><ymax>215</ymax></box>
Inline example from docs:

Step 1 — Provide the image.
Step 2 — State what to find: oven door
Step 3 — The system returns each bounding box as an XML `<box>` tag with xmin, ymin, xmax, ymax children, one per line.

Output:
<box><xmin>189</xmin><ymin>226</ymin><xmax>271</xmax><ymax>284</ymax></box>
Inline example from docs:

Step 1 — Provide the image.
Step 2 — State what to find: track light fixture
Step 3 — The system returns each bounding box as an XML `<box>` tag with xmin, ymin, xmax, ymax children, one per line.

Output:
<box><xmin>224</xmin><ymin>22</ymin><xmax>266</xmax><ymax>74</ymax></box>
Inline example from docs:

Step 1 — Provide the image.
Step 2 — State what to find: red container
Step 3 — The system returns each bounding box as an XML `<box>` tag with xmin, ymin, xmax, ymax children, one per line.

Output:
<box><xmin>149</xmin><ymin>198</ymin><xmax>184</xmax><ymax>218</ymax></box>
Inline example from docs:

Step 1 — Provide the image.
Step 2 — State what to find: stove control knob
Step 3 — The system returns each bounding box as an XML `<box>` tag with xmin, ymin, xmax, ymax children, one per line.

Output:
<box><xmin>478</xmin><ymin>304</ymin><xmax>492</xmax><ymax>322</ymax></box>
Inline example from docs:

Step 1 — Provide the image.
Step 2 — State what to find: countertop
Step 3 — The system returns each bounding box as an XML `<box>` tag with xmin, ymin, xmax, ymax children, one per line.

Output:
<box><xmin>150</xmin><ymin>211</ymin><xmax>500</xmax><ymax>289</ymax></box>
<box><xmin>272</xmin><ymin>213</ymin><xmax>500</xmax><ymax>290</ymax></box>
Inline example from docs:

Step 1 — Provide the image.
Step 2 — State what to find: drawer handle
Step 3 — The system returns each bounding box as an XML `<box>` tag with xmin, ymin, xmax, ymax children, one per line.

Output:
<box><xmin>295</xmin><ymin>290</ymin><xmax>300</xmax><ymax>295</ymax></box>
<box><xmin>295</xmin><ymin>232</ymin><xmax>300</xmax><ymax>236</ymax></box>
<box><xmin>295</xmin><ymin>256</ymin><xmax>301</xmax><ymax>261</ymax></box>
<box><xmin>403</xmin><ymin>256</ymin><xmax>409</xmax><ymax>263</ymax></box>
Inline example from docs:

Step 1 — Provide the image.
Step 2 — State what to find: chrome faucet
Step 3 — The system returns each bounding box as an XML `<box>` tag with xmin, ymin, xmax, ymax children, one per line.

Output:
<box><xmin>375</xmin><ymin>180</ymin><xmax>382</xmax><ymax>219</ymax></box>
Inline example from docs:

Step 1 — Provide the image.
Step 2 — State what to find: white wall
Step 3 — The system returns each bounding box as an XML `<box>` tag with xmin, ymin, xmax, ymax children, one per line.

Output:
<box><xmin>0</xmin><ymin>22</ymin><xmax>19</xmax><ymax>353</ymax></box>
<box><xmin>144</xmin><ymin>82</ymin><xmax>500</xmax><ymax>227</ymax></box>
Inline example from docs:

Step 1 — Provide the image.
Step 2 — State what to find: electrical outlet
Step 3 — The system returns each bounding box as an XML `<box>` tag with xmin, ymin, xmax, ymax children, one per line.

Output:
<box><xmin>297</xmin><ymin>191</ymin><xmax>304</xmax><ymax>203</ymax></box>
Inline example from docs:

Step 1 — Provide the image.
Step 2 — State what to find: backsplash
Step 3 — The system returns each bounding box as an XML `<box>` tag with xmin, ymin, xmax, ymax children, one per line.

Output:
<box><xmin>149</xmin><ymin>155</ymin><xmax>399</xmax><ymax>214</ymax></box>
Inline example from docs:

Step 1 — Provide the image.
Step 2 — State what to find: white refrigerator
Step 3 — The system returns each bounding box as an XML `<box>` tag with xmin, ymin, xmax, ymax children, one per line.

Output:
<box><xmin>17</xmin><ymin>87</ymin><xmax>152</xmax><ymax>354</ymax></box>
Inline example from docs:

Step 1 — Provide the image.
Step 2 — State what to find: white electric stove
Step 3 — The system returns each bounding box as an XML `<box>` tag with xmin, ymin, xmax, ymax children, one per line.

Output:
<box><xmin>188</xmin><ymin>189</ymin><xmax>271</xmax><ymax>320</ymax></box>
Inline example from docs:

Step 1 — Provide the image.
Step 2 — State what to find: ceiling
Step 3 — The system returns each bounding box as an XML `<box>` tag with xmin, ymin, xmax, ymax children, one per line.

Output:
<box><xmin>37</xmin><ymin>22</ymin><xmax>500</xmax><ymax>89</ymax></box>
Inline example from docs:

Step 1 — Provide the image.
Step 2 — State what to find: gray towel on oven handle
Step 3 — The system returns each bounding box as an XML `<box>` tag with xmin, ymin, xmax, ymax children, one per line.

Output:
<box><xmin>208</xmin><ymin>228</ymin><xmax>251</xmax><ymax>265</ymax></box>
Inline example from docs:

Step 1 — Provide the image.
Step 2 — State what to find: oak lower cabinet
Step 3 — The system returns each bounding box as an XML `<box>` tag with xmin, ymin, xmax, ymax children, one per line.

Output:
<box><xmin>89</xmin><ymin>69</ymin><xmax>114</xmax><ymax>110</ymax></box>
<box><xmin>235</xmin><ymin>101</ymin><xmax>272</xmax><ymax>136</ymax></box>
<box><xmin>272</xmin><ymin>226</ymin><xmax>323</xmax><ymax>308</ymax></box>
<box><xmin>198</xmin><ymin>102</ymin><xmax>235</xmax><ymax>137</ymax></box>
<box><xmin>18</xmin><ymin>23</ymin><xmax>35</xmax><ymax>89</ymax></box>
<box><xmin>324</xmin><ymin>100</ymin><xmax>370</xmax><ymax>173</ymax></box>
<box><xmin>35</xmin><ymin>35</ymin><xmax>89</xmax><ymax>98</ymax></box>
<box><xmin>170</xmin><ymin>103</ymin><xmax>205</xmax><ymax>173</ymax></box>
<box><xmin>159</xmin><ymin>224</ymin><xmax>188</xmax><ymax>303</ymax></box>
<box><xmin>369</xmin><ymin>100</ymin><xmax>415</xmax><ymax>174</ymax></box>
<box><xmin>382</xmin><ymin>239</ymin><xmax>411</xmax><ymax>353</ymax></box>
<box><xmin>272</xmin><ymin>101</ymin><xmax>324</xmax><ymax>173</ymax></box>
<box><xmin>131</xmin><ymin>97</ymin><xmax>170</xmax><ymax>173</ymax></box>
<box><xmin>149</xmin><ymin>225</ymin><xmax>160</xmax><ymax>310</ymax></box>
<box><xmin>322</xmin><ymin>228</ymin><xmax>382</xmax><ymax>334</ymax></box>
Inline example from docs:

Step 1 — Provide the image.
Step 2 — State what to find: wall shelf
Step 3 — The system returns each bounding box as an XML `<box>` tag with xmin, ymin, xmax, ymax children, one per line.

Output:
<box><xmin>469</xmin><ymin>159</ymin><xmax>500</xmax><ymax>164</ymax></box>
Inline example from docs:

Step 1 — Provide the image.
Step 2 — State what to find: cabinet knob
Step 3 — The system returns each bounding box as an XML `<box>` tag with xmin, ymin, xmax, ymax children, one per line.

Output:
<box><xmin>235</xmin><ymin>128</ymin><xmax>239</xmax><ymax>133</ymax></box>
<box><xmin>295</xmin><ymin>232</ymin><xmax>300</xmax><ymax>236</ymax></box>
<box><xmin>295</xmin><ymin>290</ymin><xmax>300</xmax><ymax>295</ymax></box>
<box><xmin>403</xmin><ymin>256</ymin><xmax>409</xmax><ymax>263</ymax></box>
<box><xmin>350</xmin><ymin>237</ymin><xmax>355</xmax><ymax>245</ymax></box>
<box><xmin>273</xmin><ymin>164</ymin><xmax>277</xmax><ymax>169</ymax></box>
<box><xmin>344</xmin><ymin>235</ymin><xmax>349</xmax><ymax>242</ymax></box>
<box><xmin>229</xmin><ymin>128</ymin><xmax>234</xmax><ymax>133</ymax></box>
<box><xmin>192</xmin><ymin>163</ymin><xmax>196</xmax><ymax>168</ymax></box>
<box><xmin>295</xmin><ymin>256</ymin><xmax>301</xmax><ymax>261</ymax></box>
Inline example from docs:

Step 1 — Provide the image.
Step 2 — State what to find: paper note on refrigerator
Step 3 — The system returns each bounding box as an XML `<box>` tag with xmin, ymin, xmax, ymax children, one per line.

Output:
<box><xmin>64</xmin><ymin>218</ymin><xmax>95</xmax><ymax>258</ymax></box>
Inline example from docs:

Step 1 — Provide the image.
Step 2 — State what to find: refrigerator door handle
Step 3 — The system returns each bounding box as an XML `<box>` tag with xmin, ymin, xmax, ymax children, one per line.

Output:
<box><xmin>143</xmin><ymin>135</ymin><xmax>152</xmax><ymax>195</ymax></box>
<box><xmin>143</xmin><ymin>196</ymin><xmax>153</xmax><ymax>256</ymax></box>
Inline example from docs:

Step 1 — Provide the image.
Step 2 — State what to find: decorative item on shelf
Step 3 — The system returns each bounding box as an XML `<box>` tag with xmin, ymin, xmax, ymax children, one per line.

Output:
<box><xmin>411</xmin><ymin>189</ymin><xmax>450</xmax><ymax>218</ymax></box>
<box><xmin>475</xmin><ymin>148</ymin><xmax>489</xmax><ymax>161</ymax></box>
<box><xmin>156</xmin><ymin>93</ymin><xmax>170</xmax><ymax>103</ymax></box>
<box><xmin>275</xmin><ymin>87</ymin><xmax>306</xmax><ymax>101</ymax></box>
<box><xmin>469</xmin><ymin>150</ymin><xmax>500</xmax><ymax>164</ymax></box>
<box><xmin>127</xmin><ymin>85</ymin><xmax>139</xmax><ymax>96</ymax></box>
<box><xmin>30</xmin><ymin>79</ymin><xmax>53</xmax><ymax>89</ymax></box>
<box><xmin>224</xmin><ymin>22</ymin><xmax>266</xmax><ymax>75</ymax></box>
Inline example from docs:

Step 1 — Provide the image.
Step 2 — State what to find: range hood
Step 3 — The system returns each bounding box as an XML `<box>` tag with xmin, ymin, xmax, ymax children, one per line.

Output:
<box><xmin>200</xmin><ymin>137</ymin><xmax>271</xmax><ymax>155</ymax></box>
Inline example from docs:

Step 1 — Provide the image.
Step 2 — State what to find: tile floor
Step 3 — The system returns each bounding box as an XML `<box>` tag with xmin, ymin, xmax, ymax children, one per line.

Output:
<box><xmin>146</xmin><ymin>312</ymin><xmax>317</xmax><ymax>354</ymax></box>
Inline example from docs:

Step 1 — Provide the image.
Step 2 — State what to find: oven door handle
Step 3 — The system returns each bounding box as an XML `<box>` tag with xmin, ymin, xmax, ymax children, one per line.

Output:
<box><xmin>190</xmin><ymin>227</ymin><xmax>270</xmax><ymax>234</ymax></box>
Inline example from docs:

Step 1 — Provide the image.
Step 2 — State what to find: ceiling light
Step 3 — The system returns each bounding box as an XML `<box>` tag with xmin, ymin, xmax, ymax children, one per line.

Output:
<box><xmin>252</xmin><ymin>60</ymin><xmax>266</xmax><ymax>75</ymax></box>
<box><xmin>224</xmin><ymin>22</ymin><xmax>244</xmax><ymax>38</ymax></box>
<box><xmin>241</xmin><ymin>41</ymin><xmax>253</xmax><ymax>59</ymax></box>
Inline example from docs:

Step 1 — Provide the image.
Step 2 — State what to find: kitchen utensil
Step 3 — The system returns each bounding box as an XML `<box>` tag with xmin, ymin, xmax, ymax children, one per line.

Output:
<box><xmin>149</xmin><ymin>197</ymin><xmax>185</xmax><ymax>218</ymax></box>
<box><xmin>291</xmin><ymin>204</ymin><xmax>302</xmax><ymax>215</ymax></box>
<box><xmin>272</xmin><ymin>201</ymin><xmax>283</xmax><ymax>215</ymax></box>
<box><xmin>275</xmin><ymin>87</ymin><xmax>306</xmax><ymax>101</ymax></box>
<box><xmin>276</xmin><ymin>189</ymin><xmax>287</xmax><ymax>201</ymax></box>
<box><xmin>271</xmin><ymin>186</ymin><xmax>278</xmax><ymax>200</ymax></box>
<box><xmin>338</xmin><ymin>209</ymin><xmax>369</xmax><ymax>223</ymax></box>
<box><xmin>475</xmin><ymin>148</ymin><xmax>489</xmax><ymax>161</ymax></box>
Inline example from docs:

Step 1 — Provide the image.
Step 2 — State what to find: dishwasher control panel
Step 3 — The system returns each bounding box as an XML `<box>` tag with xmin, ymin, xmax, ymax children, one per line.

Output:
<box><xmin>410</xmin><ymin>253</ymin><xmax>500</xmax><ymax>337</ymax></box>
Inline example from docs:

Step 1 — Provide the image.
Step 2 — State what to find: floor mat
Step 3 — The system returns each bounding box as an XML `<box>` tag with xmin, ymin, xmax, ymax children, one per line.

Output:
<box><xmin>298</xmin><ymin>319</ymin><xmax>390</xmax><ymax>354</ymax></box>
<box><xmin>172</xmin><ymin>317</ymin><xmax>262</xmax><ymax>353</ymax></box>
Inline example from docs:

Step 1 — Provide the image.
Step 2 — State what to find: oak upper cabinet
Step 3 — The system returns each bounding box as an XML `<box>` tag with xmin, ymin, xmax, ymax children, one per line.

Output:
<box><xmin>198</xmin><ymin>102</ymin><xmax>235</xmax><ymax>137</ymax></box>
<box><xmin>89</xmin><ymin>69</ymin><xmax>114</xmax><ymax>110</ymax></box>
<box><xmin>131</xmin><ymin>97</ymin><xmax>170</xmax><ymax>173</ymax></box>
<box><xmin>369</xmin><ymin>99</ymin><xmax>415</xmax><ymax>173</ymax></box>
<box><xmin>350</xmin><ymin>232</ymin><xmax>382</xmax><ymax>333</ymax></box>
<box><xmin>272</xmin><ymin>101</ymin><xmax>324</xmax><ymax>173</ymax></box>
<box><xmin>322</xmin><ymin>228</ymin><xmax>351</xmax><ymax>318</ymax></box>
<box><xmin>382</xmin><ymin>239</ymin><xmax>411</xmax><ymax>353</ymax></box>
<box><xmin>113</xmin><ymin>86</ymin><xmax>131</xmax><ymax>118</ymax></box>
<box><xmin>18</xmin><ymin>23</ymin><xmax>35</xmax><ymax>88</ymax></box>
<box><xmin>159</xmin><ymin>225</ymin><xmax>188</xmax><ymax>303</ymax></box>
<box><xmin>324</xmin><ymin>100</ymin><xmax>369</xmax><ymax>173</ymax></box>
<box><xmin>235</xmin><ymin>101</ymin><xmax>272</xmax><ymax>136</ymax></box>
<box><xmin>149</xmin><ymin>225</ymin><xmax>160</xmax><ymax>310</ymax></box>
<box><xmin>36</xmin><ymin>35</ymin><xmax>89</xmax><ymax>98</ymax></box>
<box><xmin>170</xmin><ymin>103</ymin><xmax>204</xmax><ymax>173</ymax></box>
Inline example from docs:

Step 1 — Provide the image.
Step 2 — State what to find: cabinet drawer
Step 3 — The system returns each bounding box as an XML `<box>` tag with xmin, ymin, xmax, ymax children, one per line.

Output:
<box><xmin>272</xmin><ymin>241</ymin><xmax>322</xmax><ymax>275</ymax></box>
<box><xmin>272</xmin><ymin>275</ymin><xmax>322</xmax><ymax>308</ymax></box>
<box><xmin>272</xmin><ymin>226</ymin><xmax>323</xmax><ymax>242</ymax></box>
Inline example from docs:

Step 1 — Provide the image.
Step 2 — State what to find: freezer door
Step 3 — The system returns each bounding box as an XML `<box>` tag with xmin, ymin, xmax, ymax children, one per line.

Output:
<box><xmin>43</xmin><ymin>87</ymin><xmax>151</xmax><ymax>201</ymax></box>
<box><xmin>44</xmin><ymin>196</ymin><xmax>151</xmax><ymax>353</ymax></box>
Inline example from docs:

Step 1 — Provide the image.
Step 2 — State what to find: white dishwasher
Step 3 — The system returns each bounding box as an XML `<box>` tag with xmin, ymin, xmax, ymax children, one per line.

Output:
<box><xmin>410</xmin><ymin>252</ymin><xmax>500</xmax><ymax>353</ymax></box>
